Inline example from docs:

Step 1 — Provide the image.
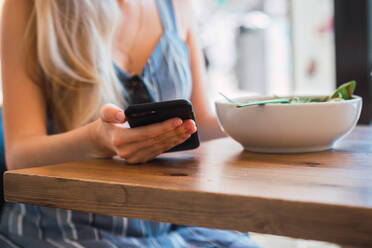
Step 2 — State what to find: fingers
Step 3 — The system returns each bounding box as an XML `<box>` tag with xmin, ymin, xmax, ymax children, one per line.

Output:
<box><xmin>182</xmin><ymin>119</ymin><xmax>197</xmax><ymax>135</ymax></box>
<box><xmin>100</xmin><ymin>104</ymin><xmax>126</xmax><ymax>124</ymax></box>
<box><xmin>129</xmin><ymin>134</ymin><xmax>191</xmax><ymax>163</ymax></box>
<box><xmin>124</xmin><ymin>125</ymin><xmax>193</xmax><ymax>164</ymax></box>
<box><xmin>116</xmin><ymin>117</ymin><xmax>184</xmax><ymax>143</ymax></box>
<box><xmin>115</xmin><ymin>119</ymin><xmax>197</xmax><ymax>163</ymax></box>
<box><xmin>118</xmin><ymin>122</ymin><xmax>190</xmax><ymax>154</ymax></box>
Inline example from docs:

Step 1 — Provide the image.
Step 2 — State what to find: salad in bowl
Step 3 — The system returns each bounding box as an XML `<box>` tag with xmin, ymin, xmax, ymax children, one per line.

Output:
<box><xmin>215</xmin><ymin>81</ymin><xmax>362</xmax><ymax>153</ymax></box>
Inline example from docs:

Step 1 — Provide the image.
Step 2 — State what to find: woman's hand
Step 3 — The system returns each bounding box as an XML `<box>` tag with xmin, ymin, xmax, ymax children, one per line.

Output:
<box><xmin>90</xmin><ymin>104</ymin><xmax>197</xmax><ymax>163</ymax></box>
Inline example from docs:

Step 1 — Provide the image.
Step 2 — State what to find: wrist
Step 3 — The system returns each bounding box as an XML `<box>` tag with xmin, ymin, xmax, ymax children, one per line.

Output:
<box><xmin>86</xmin><ymin>120</ymin><xmax>115</xmax><ymax>159</ymax></box>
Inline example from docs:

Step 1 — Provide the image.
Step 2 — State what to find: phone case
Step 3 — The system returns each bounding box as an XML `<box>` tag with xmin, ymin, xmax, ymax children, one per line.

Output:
<box><xmin>125</xmin><ymin>99</ymin><xmax>200</xmax><ymax>152</ymax></box>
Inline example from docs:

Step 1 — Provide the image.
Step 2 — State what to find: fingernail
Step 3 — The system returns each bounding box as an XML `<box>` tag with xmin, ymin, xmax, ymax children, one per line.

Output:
<box><xmin>191</xmin><ymin>120</ymin><xmax>196</xmax><ymax>128</ymax></box>
<box><xmin>173</xmin><ymin>118</ymin><xmax>183</xmax><ymax>127</ymax></box>
<box><xmin>116</xmin><ymin>111</ymin><xmax>125</xmax><ymax>122</ymax></box>
<box><xmin>185</xmin><ymin>122</ymin><xmax>196</xmax><ymax>134</ymax></box>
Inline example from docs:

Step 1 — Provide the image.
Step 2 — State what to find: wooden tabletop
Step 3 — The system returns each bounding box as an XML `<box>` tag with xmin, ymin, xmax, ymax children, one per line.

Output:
<box><xmin>4</xmin><ymin>126</ymin><xmax>372</xmax><ymax>247</ymax></box>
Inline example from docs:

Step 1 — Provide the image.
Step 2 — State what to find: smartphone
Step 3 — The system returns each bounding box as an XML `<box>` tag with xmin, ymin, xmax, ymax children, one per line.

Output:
<box><xmin>124</xmin><ymin>99</ymin><xmax>200</xmax><ymax>152</ymax></box>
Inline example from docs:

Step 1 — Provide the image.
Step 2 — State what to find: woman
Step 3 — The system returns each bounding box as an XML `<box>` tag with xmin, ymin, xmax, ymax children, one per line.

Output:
<box><xmin>0</xmin><ymin>0</ymin><xmax>260</xmax><ymax>247</ymax></box>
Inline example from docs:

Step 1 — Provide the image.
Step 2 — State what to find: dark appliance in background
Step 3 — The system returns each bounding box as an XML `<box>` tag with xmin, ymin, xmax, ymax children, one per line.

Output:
<box><xmin>335</xmin><ymin>0</ymin><xmax>372</xmax><ymax>124</ymax></box>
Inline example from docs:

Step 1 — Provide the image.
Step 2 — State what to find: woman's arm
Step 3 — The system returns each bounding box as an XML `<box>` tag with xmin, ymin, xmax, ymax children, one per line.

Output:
<box><xmin>2</xmin><ymin>0</ymin><xmax>196</xmax><ymax>170</ymax></box>
<box><xmin>182</xmin><ymin>1</ymin><xmax>226</xmax><ymax>141</ymax></box>
<box><xmin>1</xmin><ymin>0</ymin><xmax>110</xmax><ymax>169</ymax></box>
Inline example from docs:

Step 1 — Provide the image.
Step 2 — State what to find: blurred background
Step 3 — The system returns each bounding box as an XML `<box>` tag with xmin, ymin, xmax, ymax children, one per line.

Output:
<box><xmin>191</xmin><ymin>0</ymin><xmax>372</xmax><ymax>125</ymax></box>
<box><xmin>0</xmin><ymin>0</ymin><xmax>369</xmax><ymax>247</ymax></box>
<box><xmin>192</xmin><ymin>0</ymin><xmax>335</xmax><ymax>106</ymax></box>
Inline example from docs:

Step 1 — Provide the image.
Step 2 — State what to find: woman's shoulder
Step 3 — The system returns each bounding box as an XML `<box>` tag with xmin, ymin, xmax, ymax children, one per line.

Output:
<box><xmin>2</xmin><ymin>0</ymin><xmax>42</xmax><ymax>85</ymax></box>
<box><xmin>3</xmin><ymin>0</ymin><xmax>34</xmax><ymax>13</ymax></box>
<box><xmin>173</xmin><ymin>0</ymin><xmax>193</xmax><ymax>11</ymax></box>
<box><xmin>2</xmin><ymin>0</ymin><xmax>34</xmax><ymax>44</ymax></box>
<box><xmin>172</xmin><ymin>0</ymin><xmax>195</xmax><ymax>38</ymax></box>
<box><xmin>2</xmin><ymin>0</ymin><xmax>34</xmax><ymax>30</ymax></box>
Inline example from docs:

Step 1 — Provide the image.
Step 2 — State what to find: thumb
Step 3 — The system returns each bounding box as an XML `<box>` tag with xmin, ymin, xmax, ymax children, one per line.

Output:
<box><xmin>100</xmin><ymin>104</ymin><xmax>126</xmax><ymax>124</ymax></box>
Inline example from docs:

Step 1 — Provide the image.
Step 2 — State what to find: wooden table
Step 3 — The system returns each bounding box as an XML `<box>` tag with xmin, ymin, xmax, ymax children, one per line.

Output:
<box><xmin>4</xmin><ymin>126</ymin><xmax>372</xmax><ymax>247</ymax></box>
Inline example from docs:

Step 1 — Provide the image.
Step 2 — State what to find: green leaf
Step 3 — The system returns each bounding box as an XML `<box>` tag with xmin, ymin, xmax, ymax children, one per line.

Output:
<box><xmin>309</xmin><ymin>97</ymin><xmax>328</xmax><ymax>102</ymax></box>
<box><xmin>219</xmin><ymin>92</ymin><xmax>237</xmax><ymax>104</ymax></box>
<box><xmin>331</xmin><ymin>81</ymin><xmax>356</xmax><ymax>100</ymax></box>
<box><xmin>236</xmin><ymin>99</ymin><xmax>291</xmax><ymax>108</ymax></box>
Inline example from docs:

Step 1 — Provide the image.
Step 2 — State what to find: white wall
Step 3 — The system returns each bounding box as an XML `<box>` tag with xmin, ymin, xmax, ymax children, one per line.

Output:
<box><xmin>291</xmin><ymin>0</ymin><xmax>336</xmax><ymax>95</ymax></box>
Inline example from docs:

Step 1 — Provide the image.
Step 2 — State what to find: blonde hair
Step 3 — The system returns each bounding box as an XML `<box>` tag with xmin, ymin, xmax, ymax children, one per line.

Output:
<box><xmin>25</xmin><ymin>0</ymin><xmax>124</xmax><ymax>132</ymax></box>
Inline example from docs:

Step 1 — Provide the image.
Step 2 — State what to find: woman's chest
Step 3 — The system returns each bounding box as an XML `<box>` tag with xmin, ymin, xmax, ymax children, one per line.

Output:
<box><xmin>113</xmin><ymin>0</ymin><xmax>187</xmax><ymax>76</ymax></box>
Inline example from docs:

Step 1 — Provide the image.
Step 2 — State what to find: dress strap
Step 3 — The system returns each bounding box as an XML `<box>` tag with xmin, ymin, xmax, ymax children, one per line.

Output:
<box><xmin>155</xmin><ymin>0</ymin><xmax>179</xmax><ymax>34</ymax></box>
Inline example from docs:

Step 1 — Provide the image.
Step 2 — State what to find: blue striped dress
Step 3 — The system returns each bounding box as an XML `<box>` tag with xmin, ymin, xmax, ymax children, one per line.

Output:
<box><xmin>0</xmin><ymin>0</ymin><xmax>261</xmax><ymax>247</ymax></box>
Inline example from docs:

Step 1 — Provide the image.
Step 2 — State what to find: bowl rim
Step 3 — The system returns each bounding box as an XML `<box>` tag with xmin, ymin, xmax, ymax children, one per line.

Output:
<box><xmin>215</xmin><ymin>95</ymin><xmax>362</xmax><ymax>106</ymax></box>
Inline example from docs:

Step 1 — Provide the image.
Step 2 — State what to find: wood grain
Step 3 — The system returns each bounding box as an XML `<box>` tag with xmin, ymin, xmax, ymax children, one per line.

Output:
<box><xmin>4</xmin><ymin>126</ymin><xmax>372</xmax><ymax>247</ymax></box>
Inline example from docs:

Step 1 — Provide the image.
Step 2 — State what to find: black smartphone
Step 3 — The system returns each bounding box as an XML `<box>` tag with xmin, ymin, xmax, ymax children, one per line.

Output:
<box><xmin>124</xmin><ymin>99</ymin><xmax>200</xmax><ymax>152</ymax></box>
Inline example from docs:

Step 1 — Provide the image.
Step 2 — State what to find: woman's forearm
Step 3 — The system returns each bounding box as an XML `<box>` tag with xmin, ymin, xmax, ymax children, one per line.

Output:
<box><xmin>5</xmin><ymin>104</ymin><xmax>199</xmax><ymax>170</ymax></box>
<box><xmin>5</xmin><ymin>114</ymin><xmax>221</xmax><ymax>170</ymax></box>
<box><xmin>5</xmin><ymin>121</ymin><xmax>103</xmax><ymax>170</ymax></box>
<box><xmin>197</xmin><ymin>116</ymin><xmax>226</xmax><ymax>142</ymax></box>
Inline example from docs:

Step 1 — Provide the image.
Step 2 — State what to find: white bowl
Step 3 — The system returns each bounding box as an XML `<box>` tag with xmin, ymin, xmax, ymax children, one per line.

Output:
<box><xmin>215</xmin><ymin>95</ymin><xmax>362</xmax><ymax>153</ymax></box>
